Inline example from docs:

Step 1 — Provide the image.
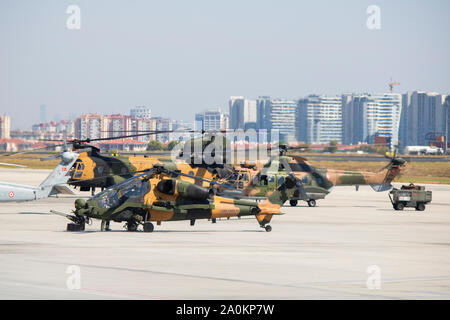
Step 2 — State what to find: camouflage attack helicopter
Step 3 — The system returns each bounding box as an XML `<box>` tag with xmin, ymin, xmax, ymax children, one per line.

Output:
<box><xmin>6</xmin><ymin>130</ymin><xmax>232</xmax><ymax>195</ymax></box>
<box><xmin>67</xmin><ymin>131</ymin><xmax>234</xmax><ymax>194</ymax></box>
<box><xmin>51</xmin><ymin>163</ymin><xmax>304</xmax><ymax>233</ymax></box>
<box><xmin>216</xmin><ymin>144</ymin><xmax>407</xmax><ymax>207</ymax></box>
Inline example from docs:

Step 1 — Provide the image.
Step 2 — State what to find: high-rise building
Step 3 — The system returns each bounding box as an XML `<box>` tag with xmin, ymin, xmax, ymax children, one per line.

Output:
<box><xmin>40</xmin><ymin>105</ymin><xmax>47</xmax><ymax>124</ymax></box>
<box><xmin>400</xmin><ymin>91</ymin><xmax>447</xmax><ymax>147</ymax></box>
<box><xmin>131</xmin><ymin>117</ymin><xmax>155</xmax><ymax>142</ymax></box>
<box><xmin>298</xmin><ymin>95</ymin><xmax>342</xmax><ymax>144</ymax></box>
<box><xmin>267</xmin><ymin>99</ymin><xmax>298</xmax><ymax>142</ymax></box>
<box><xmin>363</xmin><ymin>94</ymin><xmax>402</xmax><ymax>146</ymax></box>
<box><xmin>102</xmin><ymin>114</ymin><xmax>133</xmax><ymax>138</ymax></box>
<box><xmin>152</xmin><ymin>117</ymin><xmax>173</xmax><ymax>143</ymax></box>
<box><xmin>342</xmin><ymin>94</ymin><xmax>365</xmax><ymax>145</ymax></box>
<box><xmin>229</xmin><ymin>96</ymin><xmax>244</xmax><ymax>129</ymax></box>
<box><xmin>130</xmin><ymin>106</ymin><xmax>151</xmax><ymax>119</ymax></box>
<box><xmin>341</xmin><ymin>93</ymin><xmax>402</xmax><ymax>147</ymax></box>
<box><xmin>229</xmin><ymin>97</ymin><xmax>257</xmax><ymax>130</ymax></box>
<box><xmin>32</xmin><ymin>120</ymin><xmax>75</xmax><ymax>134</ymax></box>
<box><xmin>0</xmin><ymin>115</ymin><xmax>11</xmax><ymax>139</ymax></box>
<box><xmin>172</xmin><ymin>120</ymin><xmax>194</xmax><ymax>142</ymax></box>
<box><xmin>75</xmin><ymin>114</ymin><xmax>102</xmax><ymax>140</ymax></box>
<box><xmin>195</xmin><ymin>109</ymin><xmax>229</xmax><ymax>131</ymax></box>
<box><xmin>256</xmin><ymin>96</ymin><xmax>271</xmax><ymax>131</ymax></box>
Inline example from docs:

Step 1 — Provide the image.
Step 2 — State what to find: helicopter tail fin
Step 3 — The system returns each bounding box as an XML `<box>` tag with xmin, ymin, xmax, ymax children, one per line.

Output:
<box><xmin>36</xmin><ymin>152</ymin><xmax>79</xmax><ymax>199</ymax></box>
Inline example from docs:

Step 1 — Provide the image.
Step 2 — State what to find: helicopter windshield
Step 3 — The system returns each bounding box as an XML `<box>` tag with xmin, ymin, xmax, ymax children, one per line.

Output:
<box><xmin>91</xmin><ymin>176</ymin><xmax>150</xmax><ymax>209</ymax></box>
<box><xmin>71</xmin><ymin>160</ymin><xmax>85</xmax><ymax>178</ymax></box>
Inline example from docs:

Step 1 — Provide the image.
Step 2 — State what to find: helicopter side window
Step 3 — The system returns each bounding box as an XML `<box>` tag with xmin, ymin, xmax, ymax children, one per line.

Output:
<box><xmin>316</xmin><ymin>177</ymin><xmax>323</xmax><ymax>185</ymax></box>
<box><xmin>260</xmin><ymin>175</ymin><xmax>268</xmax><ymax>186</ymax></box>
<box><xmin>119</xmin><ymin>179</ymin><xmax>151</xmax><ymax>205</ymax></box>
<box><xmin>74</xmin><ymin>162</ymin><xmax>84</xmax><ymax>178</ymax></box>
<box><xmin>97</xmin><ymin>191</ymin><xmax>119</xmax><ymax>209</ymax></box>
<box><xmin>268</xmin><ymin>176</ymin><xmax>275</xmax><ymax>183</ymax></box>
<box><xmin>229</xmin><ymin>173</ymin><xmax>239</xmax><ymax>182</ymax></box>
<box><xmin>242</xmin><ymin>173</ymin><xmax>249</xmax><ymax>181</ymax></box>
<box><xmin>156</xmin><ymin>179</ymin><xmax>176</xmax><ymax>195</ymax></box>
<box><xmin>121</xmin><ymin>181</ymin><xmax>144</xmax><ymax>198</ymax></box>
<box><xmin>277</xmin><ymin>176</ymin><xmax>285</xmax><ymax>186</ymax></box>
<box><xmin>302</xmin><ymin>176</ymin><xmax>308</xmax><ymax>183</ymax></box>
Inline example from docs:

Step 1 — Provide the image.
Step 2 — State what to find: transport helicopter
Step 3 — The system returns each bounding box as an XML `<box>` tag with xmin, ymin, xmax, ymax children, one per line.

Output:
<box><xmin>216</xmin><ymin>144</ymin><xmax>407</xmax><ymax>207</ymax></box>
<box><xmin>50</xmin><ymin>162</ymin><xmax>306</xmax><ymax>233</ymax></box>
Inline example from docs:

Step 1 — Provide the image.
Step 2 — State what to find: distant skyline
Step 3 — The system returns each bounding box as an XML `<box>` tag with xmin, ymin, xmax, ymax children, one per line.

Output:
<box><xmin>1</xmin><ymin>0</ymin><xmax>449</xmax><ymax>130</ymax></box>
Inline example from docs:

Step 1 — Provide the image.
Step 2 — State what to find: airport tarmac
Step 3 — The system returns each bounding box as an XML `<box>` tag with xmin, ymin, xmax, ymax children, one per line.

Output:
<box><xmin>0</xmin><ymin>168</ymin><xmax>450</xmax><ymax>299</ymax></box>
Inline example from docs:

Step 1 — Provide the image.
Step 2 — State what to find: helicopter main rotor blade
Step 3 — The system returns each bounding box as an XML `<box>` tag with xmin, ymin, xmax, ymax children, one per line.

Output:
<box><xmin>4</xmin><ymin>143</ymin><xmax>65</xmax><ymax>157</ymax></box>
<box><xmin>0</xmin><ymin>162</ymin><xmax>27</xmax><ymax>168</ymax></box>
<box><xmin>40</xmin><ymin>155</ymin><xmax>61</xmax><ymax>162</ymax></box>
<box><xmin>162</xmin><ymin>168</ymin><xmax>238</xmax><ymax>190</ymax></box>
<box><xmin>12</xmin><ymin>129</ymin><xmax>183</xmax><ymax>157</ymax></box>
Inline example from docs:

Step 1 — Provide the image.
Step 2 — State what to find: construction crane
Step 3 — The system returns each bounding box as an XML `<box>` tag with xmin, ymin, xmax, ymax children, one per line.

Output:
<box><xmin>389</xmin><ymin>78</ymin><xmax>400</xmax><ymax>93</ymax></box>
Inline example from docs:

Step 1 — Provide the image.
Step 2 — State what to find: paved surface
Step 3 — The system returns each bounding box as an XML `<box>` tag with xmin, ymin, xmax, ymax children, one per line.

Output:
<box><xmin>2</xmin><ymin>151</ymin><xmax>449</xmax><ymax>163</ymax></box>
<box><xmin>0</xmin><ymin>168</ymin><xmax>450</xmax><ymax>299</ymax></box>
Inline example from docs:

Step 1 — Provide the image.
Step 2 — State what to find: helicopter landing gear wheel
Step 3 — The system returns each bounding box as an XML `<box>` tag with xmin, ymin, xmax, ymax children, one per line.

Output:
<box><xmin>126</xmin><ymin>221</ymin><xmax>138</xmax><ymax>232</ymax></box>
<box><xmin>289</xmin><ymin>200</ymin><xmax>298</xmax><ymax>207</ymax></box>
<box><xmin>143</xmin><ymin>222</ymin><xmax>154</xmax><ymax>233</ymax></box>
<box><xmin>307</xmin><ymin>199</ymin><xmax>316</xmax><ymax>207</ymax></box>
<box><xmin>264</xmin><ymin>225</ymin><xmax>272</xmax><ymax>232</ymax></box>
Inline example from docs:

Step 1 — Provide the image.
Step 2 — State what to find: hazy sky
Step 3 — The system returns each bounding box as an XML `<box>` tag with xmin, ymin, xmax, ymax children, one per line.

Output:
<box><xmin>1</xmin><ymin>0</ymin><xmax>449</xmax><ymax>129</ymax></box>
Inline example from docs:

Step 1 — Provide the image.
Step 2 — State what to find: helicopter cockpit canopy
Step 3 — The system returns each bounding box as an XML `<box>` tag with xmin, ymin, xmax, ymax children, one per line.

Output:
<box><xmin>70</xmin><ymin>159</ymin><xmax>85</xmax><ymax>179</ymax></box>
<box><xmin>91</xmin><ymin>176</ymin><xmax>151</xmax><ymax>209</ymax></box>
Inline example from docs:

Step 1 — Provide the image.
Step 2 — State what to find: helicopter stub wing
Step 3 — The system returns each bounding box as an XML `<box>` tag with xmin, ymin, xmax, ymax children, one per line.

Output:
<box><xmin>49</xmin><ymin>184</ymin><xmax>76</xmax><ymax>196</ymax></box>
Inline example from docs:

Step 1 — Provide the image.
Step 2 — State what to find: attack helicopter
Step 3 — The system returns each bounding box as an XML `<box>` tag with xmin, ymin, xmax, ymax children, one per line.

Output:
<box><xmin>51</xmin><ymin>163</ymin><xmax>305</xmax><ymax>233</ymax></box>
<box><xmin>6</xmin><ymin>130</ymin><xmax>234</xmax><ymax>195</ymax></box>
<box><xmin>66</xmin><ymin>131</ymin><xmax>234</xmax><ymax>193</ymax></box>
